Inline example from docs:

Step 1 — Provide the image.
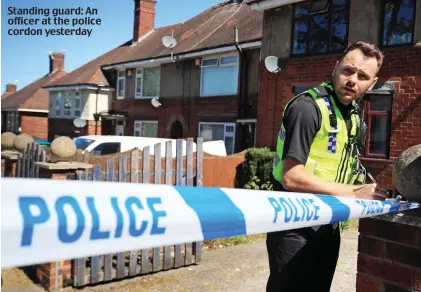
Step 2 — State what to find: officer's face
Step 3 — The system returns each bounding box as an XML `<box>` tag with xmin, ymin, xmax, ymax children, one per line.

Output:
<box><xmin>332</xmin><ymin>49</ymin><xmax>378</xmax><ymax>105</ymax></box>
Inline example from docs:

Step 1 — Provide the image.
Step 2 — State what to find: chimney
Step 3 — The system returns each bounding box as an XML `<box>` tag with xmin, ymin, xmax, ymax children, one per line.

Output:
<box><xmin>49</xmin><ymin>52</ymin><xmax>65</xmax><ymax>73</ymax></box>
<box><xmin>5</xmin><ymin>84</ymin><xmax>17</xmax><ymax>93</ymax></box>
<box><xmin>133</xmin><ymin>0</ymin><xmax>156</xmax><ymax>43</ymax></box>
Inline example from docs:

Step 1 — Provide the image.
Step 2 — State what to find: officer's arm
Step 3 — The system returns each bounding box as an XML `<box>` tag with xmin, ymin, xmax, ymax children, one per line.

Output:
<box><xmin>282</xmin><ymin>157</ymin><xmax>381</xmax><ymax>199</ymax></box>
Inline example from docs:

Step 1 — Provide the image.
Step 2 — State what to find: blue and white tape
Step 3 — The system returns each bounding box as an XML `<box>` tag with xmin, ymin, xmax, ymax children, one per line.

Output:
<box><xmin>1</xmin><ymin>178</ymin><xmax>419</xmax><ymax>268</ymax></box>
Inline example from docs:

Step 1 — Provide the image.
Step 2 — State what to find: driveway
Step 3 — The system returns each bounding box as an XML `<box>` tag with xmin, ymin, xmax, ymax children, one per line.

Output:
<box><xmin>2</xmin><ymin>231</ymin><xmax>358</xmax><ymax>292</ymax></box>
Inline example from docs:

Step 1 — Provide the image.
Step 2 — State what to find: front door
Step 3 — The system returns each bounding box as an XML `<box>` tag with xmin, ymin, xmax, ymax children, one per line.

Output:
<box><xmin>115</xmin><ymin>120</ymin><xmax>125</xmax><ymax>136</ymax></box>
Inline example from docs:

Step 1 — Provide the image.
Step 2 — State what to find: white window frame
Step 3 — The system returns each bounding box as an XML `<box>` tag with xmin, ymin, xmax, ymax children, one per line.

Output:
<box><xmin>198</xmin><ymin>122</ymin><xmax>236</xmax><ymax>154</ymax></box>
<box><xmin>200</xmin><ymin>54</ymin><xmax>239</xmax><ymax>97</ymax></box>
<box><xmin>134</xmin><ymin>120</ymin><xmax>158</xmax><ymax>137</ymax></box>
<box><xmin>117</xmin><ymin>70</ymin><xmax>126</xmax><ymax>100</ymax></box>
<box><xmin>134</xmin><ymin>67</ymin><xmax>160</xmax><ymax>99</ymax></box>
<box><xmin>74</xmin><ymin>90</ymin><xmax>82</xmax><ymax>117</ymax></box>
<box><xmin>55</xmin><ymin>92</ymin><xmax>62</xmax><ymax>117</ymax></box>
<box><xmin>63</xmin><ymin>91</ymin><xmax>73</xmax><ymax>117</ymax></box>
<box><xmin>135</xmin><ymin>68</ymin><xmax>143</xmax><ymax>99</ymax></box>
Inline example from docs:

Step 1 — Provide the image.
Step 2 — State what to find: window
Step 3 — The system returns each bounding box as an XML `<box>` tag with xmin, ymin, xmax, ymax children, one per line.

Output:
<box><xmin>292</xmin><ymin>0</ymin><xmax>349</xmax><ymax>55</ymax></box>
<box><xmin>74</xmin><ymin>138</ymin><xmax>95</xmax><ymax>150</ymax></box>
<box><xmin>135</xmin><ymin>69</ymin><xmax>143</xmax><ymax>98</ymax></box>
<box><xmin>55</xmin><ymin>92</ymin><xmax>62</xmax><ymax>116</ymax></box>
<box><xmin>363</xmin><ymin>94</ymin><xmax>393</xmax><ymax>158</ymax></box>
<box><xmin>198</xmin><ymin>122</ymin><xmax>236</xmax><ymax>155</ymax></box>
<box><xmin>201</xmin><ymin>55</ymin><xmax>239</xmax><ymax>96</ymax></box>
<box><xmin>90</xmin><ymin>142</ymin><xmax>121</xmax><ymax>156</ymax></box>
<box><xmin>117</xmin><ymin>71</ymin><xmax>125</xmax><ymax>99</ymax></box>
<box><xmin>135</xmin><ymin>67</ymin><xmax>160</xmax><ymax>99</ymax></box>
<box><xmin>134</xmin><ymin>121</ymin><xmax>158</xmax><ymax>137</ymax></box>
<box><xmin>381</xmin><ymin>0</ymin><xmax>415</xmax><ymax>47</ymax></box>
<box><xmin>74</xmin><ymin>91</ymin><xmax>82</xmax><ymax>117</ymax></box>
<box><xmin>6</xmin><ymin>111</ymin><xmax>19</xmax><ymax>132</ymax></box>
<box><xmin>63</xmin><ymin>92</ymin><xmax>72</xmax><ymax>117</ymax></box>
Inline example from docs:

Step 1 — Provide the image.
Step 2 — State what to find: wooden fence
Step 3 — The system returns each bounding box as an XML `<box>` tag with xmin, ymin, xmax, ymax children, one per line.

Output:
<box><xmin>15</xmin><ymin>143</ymin><xmax>47</xmax><ymax>178</ymax></box>
<box><xmin>67</xmin><ymin>138</ymin><xmax>203</xmax><ymax>287</ymax></box>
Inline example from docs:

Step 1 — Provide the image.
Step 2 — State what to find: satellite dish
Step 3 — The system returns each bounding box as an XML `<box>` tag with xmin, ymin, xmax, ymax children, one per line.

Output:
<box><xmin>151</xmin><ymin>97</ymin><xmax>162</xmax><ymax>108</ymax></box>
<box><xmin>162</xmin><ymin>36</ymin><xmax>177</xmax><ymax>49</ymax></box>
<box><xmin>265</xmin><ymin>56</ymin><xmax>282</xmax><ymax>73</ymax></box>
<box><xmin>73</xmin><ymin>118</ymin><xmax>87</xmax><ymax>128</ymax></box>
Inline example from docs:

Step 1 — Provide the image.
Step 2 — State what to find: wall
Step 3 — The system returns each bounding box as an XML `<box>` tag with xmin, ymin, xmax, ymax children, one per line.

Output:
<box><xmin>86</xmin><ymin>89</ymin><xmax>111</xmax><ymax>120</ymax></box>
<box><xmin>261</xmin><ymin>6</ymin><xmax>292</xmax><ymax>60</ymax></box>
<box><xmin>160</xmin><ymin>59</ymin><xmax>200</xmax><ymax>98</ymax></box>
<box><xmin>357</xmin><ymin>211</ymin><xmax>421</xmax><ymax>292</ymax></box>
<box><xmin>20</xmin><ymin>112</ymin><xmax>48</xmax><ymax>140</ymax></box>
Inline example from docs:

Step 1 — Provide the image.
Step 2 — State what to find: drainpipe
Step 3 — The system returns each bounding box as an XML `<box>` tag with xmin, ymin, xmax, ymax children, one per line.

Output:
<box><xmin>95</xmin><ymin>86</ymin><xmax>100</xmax><ymax>135</ymax></box>
<box><xmin>234</xmin><ymin>25</ymin><xmax>248</xmax><ymax>119</ymax></box>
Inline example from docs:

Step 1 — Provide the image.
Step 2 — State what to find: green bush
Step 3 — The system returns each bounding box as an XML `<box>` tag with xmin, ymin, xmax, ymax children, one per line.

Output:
<box><xmin>241</xmin><ymin>147</ymin><xmax>275</xmax><ymax>190</ymax></box>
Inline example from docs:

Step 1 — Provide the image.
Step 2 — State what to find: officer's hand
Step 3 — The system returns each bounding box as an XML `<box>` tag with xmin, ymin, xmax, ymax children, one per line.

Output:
<box><xmin>353</xmin><ymin>183</ymin><xmax>387</xmax><ymax>201</ymax></box>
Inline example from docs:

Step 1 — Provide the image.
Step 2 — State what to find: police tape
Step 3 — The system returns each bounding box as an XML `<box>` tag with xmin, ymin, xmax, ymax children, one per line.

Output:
<box><xmin>1</xmin><ymin>178</ymin><xmax>419</xmax><ymax>268</ymax></box>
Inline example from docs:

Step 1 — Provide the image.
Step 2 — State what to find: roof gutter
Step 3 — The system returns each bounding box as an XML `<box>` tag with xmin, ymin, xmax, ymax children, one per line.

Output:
<box><xmin>102</xmin><ymin>41</ymin><xmax>262</xmax><ymax>70</ymax></box>
<box><xmin>2</xmin><ymin>108</ymin><xmax>49</xmax><ymax>113</ymax></box>
<box><xmin>43</xmin><ymin>84</ymin><xmax>115</xmax><ymax>92</ymax></box>
<box><xmin>248</xmin><ymin>0</ymin><xmax>304</xmax><ymax>10</ymax></box>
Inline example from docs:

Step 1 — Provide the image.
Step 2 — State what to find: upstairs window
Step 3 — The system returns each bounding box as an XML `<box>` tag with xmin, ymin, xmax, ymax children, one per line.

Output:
<box><xmin>381</xmin><ymin>0</ymin><xmax>415</xmax><ymax>47</ymax></box>
<box><xmin>201</xmin><ymin>55</ymin><xmax>239</xmax><ymax>96</ymax></box>
<box><xmin>135</xmin><ymin>67</ymin><xmax>161</xmax><ymax>99</ymax></box>
<box><xmin>117</xmin><ymin>71</ymin><xmax>125</xmax><ymax>99</ymax></box>
<box><xmin>63</xmin><ymin>92</ymin><xmax>72</xmax><ymax>117</ymax></box>
<box><xmin>55</xmin><ymin>92</ymin><xmax>62</xmax><ymax>117</ymax></box>
<box><xmin>292</xmin><ymin>0</ymin><xmax>350</xmax><ymax>56</ymax></box>
<box><xmin>74</xmin><ymin>91</ymin><xmax>82</xmax><ymax>117</ymax></box>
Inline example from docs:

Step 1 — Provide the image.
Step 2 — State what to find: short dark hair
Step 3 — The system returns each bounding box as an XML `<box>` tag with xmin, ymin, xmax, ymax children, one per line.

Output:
<box><xmin>340</xmin><ymin>41</ymin><xmax>384</xmax><ymax>71</ymax></box>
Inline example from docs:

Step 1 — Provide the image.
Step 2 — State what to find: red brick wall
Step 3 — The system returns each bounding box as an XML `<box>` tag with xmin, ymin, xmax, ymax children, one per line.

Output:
<box><xmin>257</xmin><ymin>46</ymin><xmax>421</xmax><ymax>188</ymax></box>
<box><xmin>112</xmin><ymin>94</ymin><xmax>254</xmax><ymax>149</ymax></box>
<box><xmin>20</xmin><ymin>113</ymin><xmax>48</xmax><ymax>140</ymax></box>
<box><xmin>357</xmin><ymin>216</ymin><xmax>421</xmax><ymax>292</ymax></box>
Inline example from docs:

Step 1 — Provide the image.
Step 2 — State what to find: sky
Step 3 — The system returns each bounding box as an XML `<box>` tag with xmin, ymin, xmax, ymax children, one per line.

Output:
<box><xmin>1</xmin><ymin>0</ymin><xmax>222</xmax><ymax>94</ymax></box>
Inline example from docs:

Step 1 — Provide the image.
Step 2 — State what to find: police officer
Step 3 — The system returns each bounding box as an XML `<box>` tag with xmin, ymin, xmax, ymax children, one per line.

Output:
<box><xmin>267</xmin><ymin>42</ymin><xmax>387</xmax><ymax>292</ymax></box>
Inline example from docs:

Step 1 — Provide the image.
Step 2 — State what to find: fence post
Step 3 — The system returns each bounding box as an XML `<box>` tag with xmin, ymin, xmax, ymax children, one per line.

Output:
<box><xmin>116</xmin><ymin>155</ymin><xmax>127</xmax><ymax>279</ymax></box>
<box><xmin>153</xmin><ymin>144</ymin><xmax>162</xmax><ymax>272</ymax></box>
<box><xmin>90</xmin><ymin>165</ymin><xmax>102</xmax><ymax>284</ymax></box>
<box><xmin>195</xmin><ymin>138</ymin><xmax>203</xmax><ymax>262</ymax></box>
<box><xmin>141</xmin><ymin>147</ymin><xmax>150</xmax><ymax>274</ymax></box>
<box><xmin>185</xmin><ymin>138</ymin><xmax>194</xmax><ymax>265</ymax></box>
<box><xmin>103</xmin><ymin>159</ymin><xmax>114</xmax><ymax>282</ymax></box>
<box><xmin>73</xmin><ymin>170</ymin><xmax>86</xmax><ymax>287</ymax></box>
<box><xmin>174</xmin><ymin>139</ymin><xmax>183</xmax><ymax>268</ymax></box>
<box><xmin>164</xmin><ymin>141</ymin><xmax>173</xmax><ymax>270</ymax></box>
<box><xmin>129</xmin><ymin>149</ymin><xmax>139</xmax><ymax>277</ymax></box>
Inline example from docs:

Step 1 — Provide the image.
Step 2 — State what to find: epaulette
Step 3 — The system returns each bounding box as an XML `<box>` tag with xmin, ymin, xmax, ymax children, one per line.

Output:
<box><xmin>311</xmin><ymin>86</ymin><xmax>329</xmax><ymax>97</ymax></box>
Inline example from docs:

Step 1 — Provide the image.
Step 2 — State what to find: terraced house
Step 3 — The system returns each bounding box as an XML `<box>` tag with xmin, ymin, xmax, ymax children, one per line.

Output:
<box><xmin>44</xmin><ymin>0</ymin><xmax>263</xmax><ymax>155</ymax></box>
<box><xmin>246</xmin><ymin>0</ymin><xmax>421</xmax><ymax>188</ymax></box>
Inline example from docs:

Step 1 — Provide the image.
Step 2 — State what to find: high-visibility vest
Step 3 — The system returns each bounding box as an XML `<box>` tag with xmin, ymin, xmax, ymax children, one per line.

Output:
<box><xmin>272</xmin><ymin>82</ymin><xmax>363</xmax><ymax>185</ymax></box>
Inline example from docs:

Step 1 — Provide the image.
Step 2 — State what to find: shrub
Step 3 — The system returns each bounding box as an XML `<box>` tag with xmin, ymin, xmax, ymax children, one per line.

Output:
<box><xmin>241</xmin><ymin>147</ymin><xmax>275</xmax><ymax>190</ymax></box>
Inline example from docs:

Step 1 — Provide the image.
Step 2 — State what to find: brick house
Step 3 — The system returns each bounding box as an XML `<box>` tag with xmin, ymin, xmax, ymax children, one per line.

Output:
<box><xmin>44</xmin><ymin>0</ymin><xmax>263</xmax><ymax>155</ymax></box>
<box><xmin>1</xmin><ymin>53</ymin><xmax>67</xmax><ymax>140</ymax></box>
<box><xmin>246</xmin><ymin>0</ymin><xmax>421</xmax><ymax>189</ymax></box>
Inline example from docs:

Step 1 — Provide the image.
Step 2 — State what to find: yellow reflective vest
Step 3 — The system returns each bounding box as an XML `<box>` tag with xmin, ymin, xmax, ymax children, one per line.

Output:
<box><xmin>273</xmin><ymin>82</ymin><xmax>363</xmax><ymax>185</ymax></box>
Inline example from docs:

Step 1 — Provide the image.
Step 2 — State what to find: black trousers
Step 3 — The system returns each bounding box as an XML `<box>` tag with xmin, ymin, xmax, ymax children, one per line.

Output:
<box><xmin>266</xmin><ymin>224</ymin><xmax>341</xmax><ymax>292</ymax></box>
